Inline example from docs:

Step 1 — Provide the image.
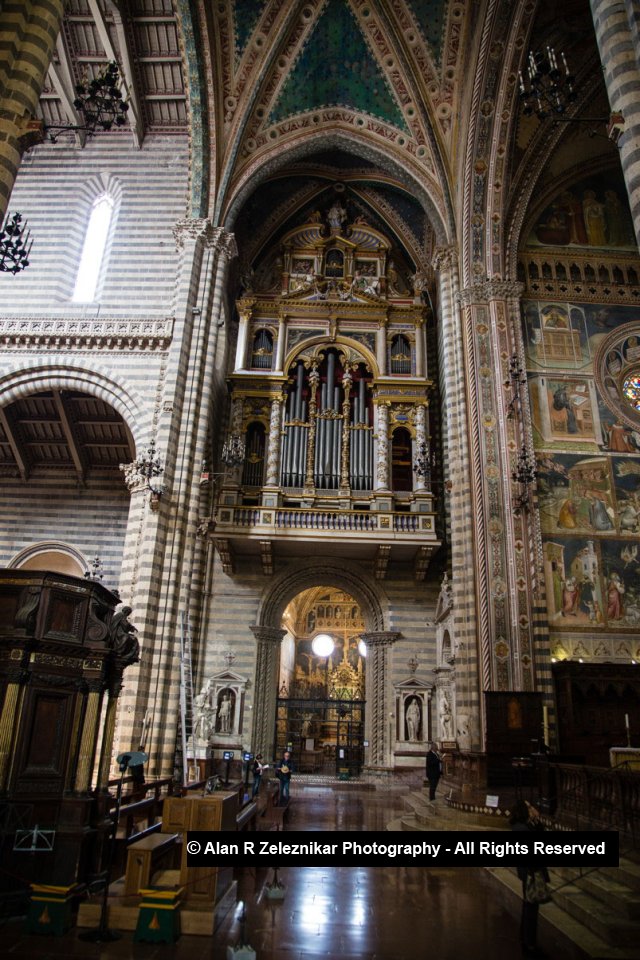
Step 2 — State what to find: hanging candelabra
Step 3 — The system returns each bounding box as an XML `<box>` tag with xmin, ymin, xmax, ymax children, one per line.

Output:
<box><xmin>519</xmin><ymin>46</ymin><xmax>623</xmax><ymax>140</ymax></box>
<box><xmin>0</xmin><ymin>212</ymin><xmax>32</xmax><ymax>274</ymax></box>
<box><xmin>413</xmin><ymin>441</ymin><xmax>433</xmax><ymax>480</ymax></box>
<box><xmin>84</xmin><ymin>554</ymin><xmax>104</xmax><ymax>582</ymax></box>
<box><xmin>45</xmin><ymin>61</ymin><xmax>130</xmax><ymax>142</ymax></box>
<box><xmin>221</xmin><ymin>433</ymin><xmax>246</xmax><ymax>468</ymax></box>
<box><xmin>507</xmin><ymin>353</ymin><xmax>528</xmax><ymax>417</ymax></box>
<box><xmin>512</xmin><ymin>444</ymin><xmax>537</xmax><ymax>513</ymax></box>
<box><xmin>131</xmin><ymin>438</ymin><xmax>164</xmax><ymax>508</ymax></box>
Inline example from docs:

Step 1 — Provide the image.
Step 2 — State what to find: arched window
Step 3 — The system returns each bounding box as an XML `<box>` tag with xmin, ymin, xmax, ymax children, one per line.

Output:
<box><xmin>389</xmin><ymin>334</ymin><xmax>412</xmax><ymax>375</ymax></box>
<box><xmin>250</xmin><ymin>329</ymin><xmax>274</xmax><ymax>369</ymax></box>
<box><xmin>391</xmin><ymin>427</ymin><xmax>413</xmax><ymax>491</ymax></box>
<box><xmin>72</xmin><ymin>194</ymin><xmax>114</xmax><ymax>302</ymax></box>
<box><xmin>242</xmin><ymin>422</ymin><xmax>266</xmax><ymax>486</ymax></box>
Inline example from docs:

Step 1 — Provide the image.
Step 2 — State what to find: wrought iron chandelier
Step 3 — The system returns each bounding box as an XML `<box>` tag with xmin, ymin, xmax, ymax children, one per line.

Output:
<box><xmin>84</xmin><ymin>555</ymin><xmax>104</xmax><ymax>582</ymax></box>
<box><xmin>221</xmin><ymin>433</ymin><xmax>246</xmax><ymax>467</ymax></box>
<box><xmin>0</xmin><ymin>212</ymin><xmax>32</xmax><ymax>274</ymax></box>
<box><xmin>45</xmin><ymin>61</ymin><xmax>130</xmax><ymax>142</ymax></box>
<box><xmin>519</xmin><ymin>46</ymin><xmax>623</xmax><ymax>141</ymax></box>
<box><xmin>131</xmin><ymin>438</ymin><xmax>164</xmax><ymax>494</ymax></box>
<box><xmin>507</xmin><ymin>352</ymin><xmax>527</xmax><ymax>417</ymax></box>
<box><xmin>512</xmin><ymin>444</ymin><xmax>537</xmax><ymax>512</ymax></box>
<box><xmin>413</xmin><ymin>441</ymin><xmax>433</xmax><ymax>480</ymax></box>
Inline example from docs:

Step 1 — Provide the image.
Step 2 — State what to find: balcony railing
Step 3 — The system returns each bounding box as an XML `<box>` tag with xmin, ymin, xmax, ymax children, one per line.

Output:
<box><xmin>214</xmin><ymin>504</ymin><xmax>436</xmax><ymax>538</ymax></box>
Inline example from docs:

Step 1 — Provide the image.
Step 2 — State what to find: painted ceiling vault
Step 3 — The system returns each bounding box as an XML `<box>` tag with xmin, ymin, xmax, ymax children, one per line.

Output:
<box><xmin>37</xmin><ymin>0</ymin><xmax>617</xmax><ymax>283</ymax></box>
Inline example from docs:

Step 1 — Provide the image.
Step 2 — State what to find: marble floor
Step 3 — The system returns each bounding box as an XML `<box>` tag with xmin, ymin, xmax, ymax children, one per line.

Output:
<box><xmin>3</xmin><ymin>781</ymin><xmax>583</xmax><ymax>960</ymax></box>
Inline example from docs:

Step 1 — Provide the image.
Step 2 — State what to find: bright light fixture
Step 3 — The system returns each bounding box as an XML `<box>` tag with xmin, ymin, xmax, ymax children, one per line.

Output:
<box><xmin>358</xmin><ymin>639</ymin><xmax>367</xmax><ymax>657</ymax></box>
<box><xmin>312</xmin><ymin>633</ymin><xmax>334</xmax><ymax>657</ymax></box>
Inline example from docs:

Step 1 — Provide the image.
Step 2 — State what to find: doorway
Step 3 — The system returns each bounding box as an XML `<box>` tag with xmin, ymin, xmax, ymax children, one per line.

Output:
<box><xmin>275</xmin><ymin>586</ymin><xmax>366</xmax><ymax>776</ymax></box>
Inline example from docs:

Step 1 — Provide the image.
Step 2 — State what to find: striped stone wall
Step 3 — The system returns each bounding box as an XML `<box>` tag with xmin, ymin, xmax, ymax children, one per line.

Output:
<box><xmin>199</xmin><ymin>554</ymin><xmax>438</xmax><ymax>761</ymax></box>
<box><xmin>0</xmin><ymin>135</ymin><xmax>190</xmax><ymax>315</ymax></box>
<box><xmin>0</xmin><ymin>474</ymin><xmax>129</xmax><ymax>576</ymax></box>
<box><xmin>0</xmin><ymin>1</ymin><xmax>64</xmax><ymax>220</ymax></box>
<box><xmin>590</xmin><ymin>0</ymin><xmax>640</xmax><ymax>248</ymax></box>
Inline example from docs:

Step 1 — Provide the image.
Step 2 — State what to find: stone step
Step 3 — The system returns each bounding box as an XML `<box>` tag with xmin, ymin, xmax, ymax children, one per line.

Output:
<box><xmin>404</xmin><ymin>791</ymin><xmax>510</xmax><ymax>830</ymax></box>
<box><xmin>550</xmin><ymin>880</ymin><xmax>640</xmax><ymax>947</ymax></box>
<box><xmin>551</xmin><ymin>867</ymin><xmax>640</xmax><ymax>920</ymax></box>
<box><xmin>600</xmin><ymin>858</ymin><xmax>640</xmax><ymax>894</ymax></box>
<box><xmin>488</xmin><ymin>867</ymin><xmax>640</xmax><ymax>960</ymax></box>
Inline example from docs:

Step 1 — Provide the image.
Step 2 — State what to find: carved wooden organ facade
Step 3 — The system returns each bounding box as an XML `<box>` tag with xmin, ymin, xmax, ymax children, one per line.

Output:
<box><xmin>211</xmin><ymin>217</ymin><xmax>440</xmax><ymax>577</ymax></box>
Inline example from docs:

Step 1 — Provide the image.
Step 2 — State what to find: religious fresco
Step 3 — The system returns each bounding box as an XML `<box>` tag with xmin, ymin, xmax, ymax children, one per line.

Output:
<box><xmin>527</xmin><ymin>172</ymin><xmax>636</xmax><ymax>250</ymax></box>
<box><xmin>522</xmin><ymin>300</ymin><xmax>640</xmax><ymax>372</ymax></box>
<box><xmin>543</xmin><ymin>538</ymin><xmax>604</xmax><ymax>627</ymax></box>
<box><xmin>536</xmin><ymin>453</ymin><xmax>615</xmax><ymax>535</ymax></box>
<box><xmin>600</xmin><ymin>540</ymin><xmax>640</xmax><ymax>628</ymax></box>
<box><xmin>530</xmin><ymin>376</ymin><xmax>596</xmax><ymax>443</ymax></box>
<box><xmin>524</xmin><ymin>166</ymin><xmax>640</xmax><ymax>641</ymax></box>
<box><xmin>611</xmin><ymin>457</ymin><xmax>640</xmax><ymax>534</ymax></box>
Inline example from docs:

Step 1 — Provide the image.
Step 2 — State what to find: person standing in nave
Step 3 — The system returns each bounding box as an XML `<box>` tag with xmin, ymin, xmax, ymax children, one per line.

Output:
<box><xmin>425</xmin><ymin>743</ymin><xmax>442</xmax><ymax>802</ymax></box>
<box><xmin>275</xmin><ymin>750</ymin><xmax>293</xmax><ymax>805</ymax></box>
<box><xmin>510</xmin><ymin>799</ymin><xmax>550</xmax><ymax>958</ymax></box>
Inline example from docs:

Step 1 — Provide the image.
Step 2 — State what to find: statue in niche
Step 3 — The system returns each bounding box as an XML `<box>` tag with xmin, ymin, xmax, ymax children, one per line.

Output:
<box><xmin>439</xmin><ymin>692</ymin><xmax>452</xmax><ymax>739</ymax></box>
<box><xmin>193</xmin><ymin>687</ymin><xmax>214</xmax><ymax>741</ymax></box>
<box><xmin>405</xmin><ymin>697</ymin><xmax>421</xmax><ymax>742</ymax></box>
<box><xmin>110</xmin><ymin>605</ymin><xmax>140</xmax><ymax>666</ymax></box>
<box><xmin>301</xmin><ymin>713</ymin><xmax>314</xmax><ymax>738</ymax></box>
<box><xmin>217</xmin><ymin>690</ymin><xmax>234</xmax><ymax>733</ymax></box>
<box><xmin>327</xmin><ymin>200</ymin><xmax>347</xmax><ymax>234</ymax></box>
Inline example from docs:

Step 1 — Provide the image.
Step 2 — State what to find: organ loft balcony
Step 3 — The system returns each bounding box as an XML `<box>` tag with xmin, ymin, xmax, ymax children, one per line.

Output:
<box><xmin>203</xmin><ymin>212</ymin><xmax>442</xmax><ymax>579</ymax></box>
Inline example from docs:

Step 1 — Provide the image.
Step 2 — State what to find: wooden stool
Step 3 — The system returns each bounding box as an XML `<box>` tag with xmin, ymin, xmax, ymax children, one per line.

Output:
<box><xmin>134</xmin><ymin>887</ymin><xmax>183</xmax><ymax>943</ymax></box>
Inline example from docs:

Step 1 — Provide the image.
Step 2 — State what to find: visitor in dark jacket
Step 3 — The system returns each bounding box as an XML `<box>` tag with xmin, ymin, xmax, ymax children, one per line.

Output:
<box><xmin>510</xmin><ymin>799</ymin><xmax>550</xmax><ymax>958</ymax></box>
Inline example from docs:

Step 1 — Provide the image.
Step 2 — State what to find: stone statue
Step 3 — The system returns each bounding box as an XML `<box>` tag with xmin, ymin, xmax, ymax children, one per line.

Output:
<box><xmin>217</xmin><ymin>691</ymin><xmax>233</xmax><ymax>733</ymax></box>
<box><xmin>327</xmin><ymin>200</ymin><xmax>347</xmax><ymax>234</ymax></box>
<box><xmin>406</xmin><ymin>698</ymin><xmax>421</xmax><ymax>742</ymax></box>
<box><xmin>110</xmin><ymin>605</ymin><xmax>140</xmax><ymax>665</ymax></box>
<box><xmin>193</xmin><ymin>688</ymin><xmax>214</xmax><ymax>741</ymax></box>
<box><xmin>301</xmin><ymin>713</ymin><xmax>313</xmax><ymax>738</ymax></box>
<box><xmin>439</xmin><ymin>692</ymin><xmax>452</xmax><ymax>740</ymax></box>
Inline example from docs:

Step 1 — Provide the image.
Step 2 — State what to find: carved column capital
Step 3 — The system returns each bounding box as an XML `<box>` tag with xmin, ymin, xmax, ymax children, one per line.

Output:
<box><xmin>250</xmin><ymin>625</ymin><xmax>286</xmax><ymax>645</ymax></box>
<box><xmin>173</xmin><ymin>220</ymin><xmax>238</xmax><ymax>258</ymax></box>
<box><xmin>360</xmin><ymin>631</ymin><xmax>401</xmax><ymax>648</ymax></box>
<box><xmin>432</xmin><ymin>245</ymin><xmax>459</xmax><ymax>272</ymax></box>
<box><xmin>457</xmin><ymin>280</ymin><xmax>524</xmax><ymax>306</ymax></box>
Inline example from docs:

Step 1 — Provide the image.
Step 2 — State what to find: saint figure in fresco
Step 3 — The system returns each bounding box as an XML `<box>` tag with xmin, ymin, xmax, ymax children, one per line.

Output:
<box><xmin>583</xmin><ymin>190</ymin><xmax>607</xmax><ymax>246</ymax></box>
<box><xmin>562</xmin><ymin>577</ymin><xmax>580</xmax><ymax>616</ymax></box>
<box><xmin>607</xmin><ymin>572</ymin><xmax>625</xmax><ymax>620</ymax></box>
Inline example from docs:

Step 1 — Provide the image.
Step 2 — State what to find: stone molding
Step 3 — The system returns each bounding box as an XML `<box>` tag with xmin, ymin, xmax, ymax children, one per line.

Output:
<box><xmin>173</xmin><ymin>219</ymin><xmax>238</xmax><ymax>258</ymax></box>
<box><xmin>457</xmin><ymin>280</ymin><xmax>524</xmax><ymax>305</ymax></box>
<box><xmin>0</xmin><ymin>317</ymin><xmax>174</xmax><ymax>351</ymax></box>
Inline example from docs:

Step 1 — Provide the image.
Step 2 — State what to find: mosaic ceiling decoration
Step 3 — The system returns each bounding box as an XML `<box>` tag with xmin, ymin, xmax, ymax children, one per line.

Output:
<box><xmin>269</xmin><ymin>0</ymin><xmax>408</xmax><ymax>131</ymax></box>
<box><xmin>407</xmin><ymin>0</ymin><xmax>448</xmax><ymax>65</ymax></box>
<box><xmin>234</xmin><ymin>0</ymin><xmax>267</xmax><ymax>60</ymax></box>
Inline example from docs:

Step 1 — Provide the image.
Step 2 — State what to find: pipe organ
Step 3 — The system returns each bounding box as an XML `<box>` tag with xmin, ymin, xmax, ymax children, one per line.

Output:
<box><xmin>220</xmin><ymin>211</ymin><xmax>438</xmax><ymax>541</ymax></box>
<box><xmin>281</xmin><ymin>351</ymin><xmax>373</xmax><ymax>492</ymax></box>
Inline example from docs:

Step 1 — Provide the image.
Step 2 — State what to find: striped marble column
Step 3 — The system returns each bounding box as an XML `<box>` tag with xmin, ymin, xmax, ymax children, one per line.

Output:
<box><xmin>361</xmin><ymin>631</ymin><xmax>400</xmax><ymax>769</ymax></box>
<box><xmin>590</xmin><ymin>0</ymin><xmax>640</xmax><ymax>247</ymax></box>
<box><xmin>432</xmin><ymin>246</ymin><xmax>481</xmax><ymax>750</ymax></box>
<box><xmin>0</xmin><ymin>1</ymin><xmax>64</xmax><ymax>219</ymax></box>
<box><xmin>250</xmin><ymin>625</ymin><xmax>286</xmax><ymax>759</ymax></box>
<box><xmin>114</xmin><ymin>222</ymin><xmax>237</xmax><ymax>779</ymax></box>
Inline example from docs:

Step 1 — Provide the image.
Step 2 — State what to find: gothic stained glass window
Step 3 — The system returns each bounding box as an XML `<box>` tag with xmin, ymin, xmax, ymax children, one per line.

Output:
<box><xmin>623</xmin><ymin>374</ymin><xmax>640</xmax><ymax>410</ymax></box>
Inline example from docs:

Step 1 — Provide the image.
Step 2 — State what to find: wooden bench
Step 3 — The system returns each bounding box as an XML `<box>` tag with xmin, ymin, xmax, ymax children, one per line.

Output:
<box><xmin>123</xmin><ymin>831</ymin><xmax>179</xmax><ymax>897</ymax></box>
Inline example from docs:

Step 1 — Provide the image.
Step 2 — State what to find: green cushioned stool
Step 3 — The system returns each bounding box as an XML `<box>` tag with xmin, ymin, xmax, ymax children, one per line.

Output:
<box><xmin>134</xmin><ymin>887</ymin><xmax>183</xmax><ymax>943</ymax></box>
<box><xmin>26</xmin><ymin>883</ymin><xmax>78</xmax><ymax>936</ymax></box>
